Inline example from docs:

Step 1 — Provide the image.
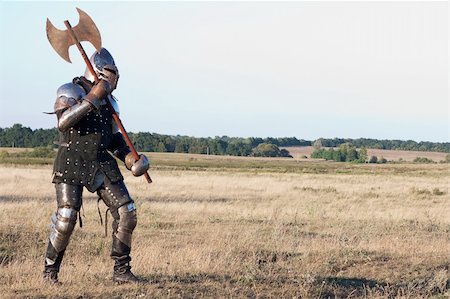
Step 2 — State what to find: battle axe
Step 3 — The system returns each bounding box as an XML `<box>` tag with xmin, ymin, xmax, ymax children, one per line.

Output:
<box><xmin>47</xmin><ymin>8</ymin><xmax>152</xmax><ymax>184</ymax></box>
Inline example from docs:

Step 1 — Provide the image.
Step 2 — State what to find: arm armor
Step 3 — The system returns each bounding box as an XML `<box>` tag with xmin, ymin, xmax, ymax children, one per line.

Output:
<box><xmin>54</xmin><ymin>81</ymin><xmax>109</xmax><ymax>132</ymax></box>
<box><xmin>108</xmin><ymin>132</ymin><xmax>131</xmax><ymax>162</ymax></box>
<box><xmin>57</xmin><ymin>100</ymin><xmax>94</xmax><ymax>132</ymax></box>
<box><xmin>54</xmin><ymin>82</ymin><xmax>92</xmax><ymax>132</ymax></box>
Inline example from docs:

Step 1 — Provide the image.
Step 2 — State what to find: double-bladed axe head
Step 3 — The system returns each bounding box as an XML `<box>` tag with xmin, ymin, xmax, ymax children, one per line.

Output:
<box><xmin>46</xmin><ymin>8</ymin><xmax>102</xmax><ymax>63</ymax></box>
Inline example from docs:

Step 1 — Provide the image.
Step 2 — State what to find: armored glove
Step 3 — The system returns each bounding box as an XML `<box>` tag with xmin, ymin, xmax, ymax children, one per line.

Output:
<box><xmin>125</xmin><ymin>153</ymin><xmax>150</xmax><ymax>177</ymax></box>
<box><xmin>84</xmin><ymin>79</ymin><xmax>113</xmax><ymax>109</ymax></box>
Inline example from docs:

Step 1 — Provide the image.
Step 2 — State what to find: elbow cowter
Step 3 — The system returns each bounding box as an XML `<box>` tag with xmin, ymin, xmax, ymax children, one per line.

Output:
<box><xmin>57</xmin><ymin>100</ymin><xmax>93</xmax><ymax>132</ymax></box>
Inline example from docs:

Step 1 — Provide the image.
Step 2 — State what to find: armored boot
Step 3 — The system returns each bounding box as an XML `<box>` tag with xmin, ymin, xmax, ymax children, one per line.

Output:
<box><xmin>43</xmin><ymin>242</ymin><xmax>66</xmax><ymax>284</ymax></box>
<box><xmin>113</xmin><ymin>262</ymin><xmax>140</xmax><ymax>284</ymax></box>
<box><xmin>43</xmin><ymin>268</ymin><xmax>59</xmax><ymax>284</ymax></box>
<box><xmin>111</xmin><ymin>231</ymin><xmax>139</xmax><ymax>284</ymax></box>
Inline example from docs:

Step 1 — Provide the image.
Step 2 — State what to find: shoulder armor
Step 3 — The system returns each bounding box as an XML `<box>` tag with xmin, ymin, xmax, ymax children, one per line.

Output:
<box><xmin>56</xmin><ymin>82</ymin><xmax>86</xmax><ymax>100</ymax></box>
<box><xmin>54</xmin><ymin>82</ymin><xmax>87</xmax><ymax>113</ymax></box>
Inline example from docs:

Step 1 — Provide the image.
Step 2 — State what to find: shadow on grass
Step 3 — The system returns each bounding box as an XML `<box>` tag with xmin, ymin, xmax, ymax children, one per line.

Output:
<box><xmin>323</xmin><ymin>276</ymin><xmax>386</xmax><ymax>289</ymax></box>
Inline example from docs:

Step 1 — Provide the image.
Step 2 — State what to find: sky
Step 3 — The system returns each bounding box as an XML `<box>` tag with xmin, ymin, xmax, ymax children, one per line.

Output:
<box><xmin>0</xmin><ymin>1</ymin><xmax>448</xmax><ymax>142</ymax></box>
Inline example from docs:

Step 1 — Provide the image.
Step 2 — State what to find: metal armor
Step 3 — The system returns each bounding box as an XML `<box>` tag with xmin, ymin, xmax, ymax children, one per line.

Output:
<box><xmin>44</xmin><ymin>49</ymin><xmax>139</xmax><ymax>281</ymax></box>
<box><xmin>84</xmin><ymin>48</ymin><xmax>119</xmax><ymax>90</ymax></box>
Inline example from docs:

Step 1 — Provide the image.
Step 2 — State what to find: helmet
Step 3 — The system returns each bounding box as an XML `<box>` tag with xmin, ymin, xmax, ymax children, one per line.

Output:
<box><xmin>84</xmin><ymin>48</ymin><xmax>119</xmax><ymax>90</ymax></box>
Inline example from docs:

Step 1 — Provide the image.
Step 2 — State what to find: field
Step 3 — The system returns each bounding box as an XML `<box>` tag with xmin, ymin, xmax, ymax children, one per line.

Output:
<box><xmin>0</xmin><ymin>153</ymin><xmax>450</xmax><ymax>298</ymax></box>
<box><xmin>284</xmin><ymin>146</ymin><xmax>449</xmax><ymax>162</ymax></box>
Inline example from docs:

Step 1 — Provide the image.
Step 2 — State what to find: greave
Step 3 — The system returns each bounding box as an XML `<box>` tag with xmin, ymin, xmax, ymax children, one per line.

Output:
<box><xmin>44</xmin><ymin>183</ymin><xmax>82</xmax><ymax>272</ymax></box>
<box><xmin>44</xmin><ymin>207</ymin><xmax>78</xmax><ymax>270</ymax></box>
<box><xmin>110</xmin><ymin>203</ymin><xmax>137</xmax><ymax>271</ymax></box>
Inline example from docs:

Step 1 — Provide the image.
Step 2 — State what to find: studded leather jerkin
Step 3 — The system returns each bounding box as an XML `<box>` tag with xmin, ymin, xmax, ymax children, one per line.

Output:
<box><xmin>52</xmin><ymin>92</ymin><xmax>123</xmax><ymax>190</ymax></box>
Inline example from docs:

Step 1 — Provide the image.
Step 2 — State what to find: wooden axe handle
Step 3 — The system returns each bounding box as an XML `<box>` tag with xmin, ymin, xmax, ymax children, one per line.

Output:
<box><xmin>64</xmin><ymin>20</ymin><xmax>152</xmax><ymax>184</ymax></box>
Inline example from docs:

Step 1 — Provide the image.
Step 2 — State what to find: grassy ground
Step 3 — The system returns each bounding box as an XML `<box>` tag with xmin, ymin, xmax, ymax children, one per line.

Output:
<box><xmin>0</xmin><ymin>155</ymin><xmax>449</xmax><ymax>298</ymax></box>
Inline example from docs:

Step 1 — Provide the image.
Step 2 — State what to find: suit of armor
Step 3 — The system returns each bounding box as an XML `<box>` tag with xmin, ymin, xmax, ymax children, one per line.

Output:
<box><xmin>43</xmin><ymin>48</ymin><xmax>149</xmax><ymax>284</ymax></box>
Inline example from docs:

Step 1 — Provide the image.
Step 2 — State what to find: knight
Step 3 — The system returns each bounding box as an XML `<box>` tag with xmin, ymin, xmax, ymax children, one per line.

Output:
<box><xmin>43</xmin><ymin>48</ymin><xmax>149</xmax><ymax>284</ymax></box>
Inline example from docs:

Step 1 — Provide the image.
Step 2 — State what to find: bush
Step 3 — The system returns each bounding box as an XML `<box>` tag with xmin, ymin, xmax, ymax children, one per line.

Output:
<box><xmin>0</xmin><ymin>150</ymin><xmax>9</xmax><ymax>159</ymax></box>
<box><xmin>368</xmin><ymin>156</ymin><xmax>378</xmax><ymax>163</ymax></box>
<box><xmin>413</xmin><ymin>157</ymin><xmax>435</xmax><ymax>164</ymax></box>
<box><xmin>252</xmin><ymin>143</ymin><xmax>292</xmax><ymax>158</ymax></box>
<box><xmin>22</xmin><ymin>146</ymin><xmax>56</xmax><ymax>158</ymax></box>
<box><xmin>378</xmin><ymin>157</ymin><xmax>387</xmax><ymax>164</ymax></box>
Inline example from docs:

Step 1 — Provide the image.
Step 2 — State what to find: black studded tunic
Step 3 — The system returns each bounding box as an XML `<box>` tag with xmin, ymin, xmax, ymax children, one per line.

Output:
<box><xmin>52</xmin><ymin>104</ymin><xmax>126</xmax><ymax>191</ymax></box>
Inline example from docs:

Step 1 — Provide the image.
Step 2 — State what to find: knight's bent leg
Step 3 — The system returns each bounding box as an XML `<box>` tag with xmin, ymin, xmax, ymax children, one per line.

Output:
<box><xmin>44</xmin><ymin>183</ymin><xmax>82</xmax><ymax>279</ymax></box>
<box><xmin>97</xmin><ymin>177</ymin><xmax>138</xmax><ymax>283</ymax></box>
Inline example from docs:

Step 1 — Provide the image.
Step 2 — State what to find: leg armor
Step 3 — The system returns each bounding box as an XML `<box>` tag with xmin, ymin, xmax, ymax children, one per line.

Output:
<box><xmin>97</xmin><ymin>177</ymin><xmax>137</xmax><ymax>271</ymax></box>
<box><xmin>44</xmin><ymin>183</ymin><xmax>82</xmax><ymax>272</ymax></box>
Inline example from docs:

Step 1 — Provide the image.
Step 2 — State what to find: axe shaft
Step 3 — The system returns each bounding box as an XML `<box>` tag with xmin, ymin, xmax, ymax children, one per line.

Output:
<box><xmin>63</xmin><ymin>20</ymin><xmax>153</xmax><ymax>184</ymax></box>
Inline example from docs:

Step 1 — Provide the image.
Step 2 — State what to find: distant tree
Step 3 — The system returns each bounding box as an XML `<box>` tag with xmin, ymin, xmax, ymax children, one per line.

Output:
<box><xmin>378</xmin><ymin>157</ymin><xmax>387</xmax><ymax>164</ymax></box>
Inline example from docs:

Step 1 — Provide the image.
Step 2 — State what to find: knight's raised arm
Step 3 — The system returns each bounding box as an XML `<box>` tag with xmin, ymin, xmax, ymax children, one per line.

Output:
<box><xmin>54</xmin><ymin>80</ymin><xmax>112</xmax><ymax>132</ymax></box>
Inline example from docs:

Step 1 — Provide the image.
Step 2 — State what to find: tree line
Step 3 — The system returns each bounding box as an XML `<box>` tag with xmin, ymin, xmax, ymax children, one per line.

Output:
<box><xmin>0</xmin><ymin>124</ymin><xmax>448</xmax><ymax>156</ymax></box>
<box><xmin>313</xmin><ymin>138</ymin><xmax>449</xmax><ymax>153</ymax></box>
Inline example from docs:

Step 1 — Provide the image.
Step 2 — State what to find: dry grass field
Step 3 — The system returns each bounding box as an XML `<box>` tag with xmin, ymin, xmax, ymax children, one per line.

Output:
<box><xmin>284</xmin><ymin>146</ymin><xmax>448</xmax><ymax>162</ymax></box>
<box><xmin>0</xmin><ymin>154</ymin><xmax>450</xmax><ymax>298</ymax></box>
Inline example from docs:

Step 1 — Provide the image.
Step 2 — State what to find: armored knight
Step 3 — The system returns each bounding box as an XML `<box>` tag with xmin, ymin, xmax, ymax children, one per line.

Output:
<box><xmin>43</xmin><ymin>48</ymin><xmax>149</xmax><ymax>284</ymax></box>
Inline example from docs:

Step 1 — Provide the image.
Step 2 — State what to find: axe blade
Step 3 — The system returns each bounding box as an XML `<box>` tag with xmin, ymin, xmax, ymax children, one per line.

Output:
<box><xmin>46</xmin><ymin>8</ymin><xmax>102</xmax><ymax>63</ymax></box>
<box><xmin>46</xmin><ymin>18</ymin><xmax>72</xmax><ymax>63</ymax></box>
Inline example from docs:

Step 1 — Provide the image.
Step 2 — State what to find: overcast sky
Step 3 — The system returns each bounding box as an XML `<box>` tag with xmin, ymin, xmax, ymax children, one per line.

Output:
<box><xmin>0</xmin><ymin>1</ymin><xmax>448</xmax><ymax>142</ymax></box>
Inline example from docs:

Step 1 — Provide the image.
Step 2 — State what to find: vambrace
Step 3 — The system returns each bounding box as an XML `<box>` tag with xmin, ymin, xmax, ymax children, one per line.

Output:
<box><xmin>49</xmin><ymin>207</ymin><xmax>78</xmax><ymax>252</ymax></box>
<box><xmin>108</xmin><ymin>132</ymin><xmax>131</xmax><ymax>162</ymax></box>
<box><xmin>57</xmin><ymin>100</ymin><xmax>94</xmax><ymax>132</ymax></box>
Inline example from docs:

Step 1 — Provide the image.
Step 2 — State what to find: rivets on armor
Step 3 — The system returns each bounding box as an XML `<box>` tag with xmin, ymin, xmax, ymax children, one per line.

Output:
<box><xmin>63</xmin><ymin>179</ymin><xmax>67</xmax><ymax>182</ymax></box>
<box><xmin>66</xmin><ymin>161</ymin><xmax>70</xmax><ymax>165</ymax></box>
<box><xmin>71</xmin><ymin>180</ymin><xmax>75</xmax><ymax>183</ymax></box>
<box><xmin>76</xmin><ymin>141</ymin><xmax>80</xmax><ymax>145</ymax></box>
<box><xmin>64</xmin><ymin>170</ymin><xmax>68</xmax><ymax>173</ymax></box>
<box><xmin>78</xmin><ymin>130</ymin><xmax>81</xmax><ymax>134</ymax></box>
